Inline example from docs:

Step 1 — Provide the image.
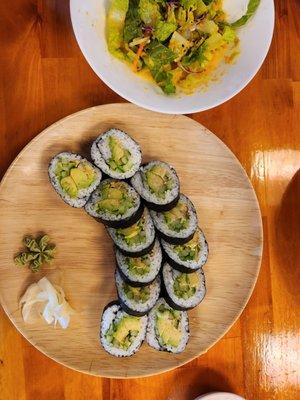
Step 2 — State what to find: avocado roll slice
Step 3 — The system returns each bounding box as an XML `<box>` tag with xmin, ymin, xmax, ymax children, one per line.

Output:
<box><xmin>116</xmin><ymin>239</ymin><xmax>162</xmax><ymax>286</ymax></box>
<box><xmin>107</xmin><ymin>208</ymin><xmax>155</xmax><ymax>257</ymax></box>
<box><xmin>100</xmin><ymin>302</ymin><xmax>147</xmax><ymax>357</ymax></box>
<box><xmin>161</xmin><ymin>228</ymin><xmax>208</xmax><ymax>273</ymax></box>
<box><xmin>91</xmin><ymin>129</ymin><xmax>142</xmax><ymax>180</ymax></box>
<box><xmin>162</xmin><ymin>263</ymin><xmax>206</xmax><ymax>310</ymax></box>
<box><xmin>85</xmin><ymin>179</ymin><xmax>143</xmax><ymax>228</ymax></box>
<box><xmin>131</xmin><ymin>161</ymin><xmax>180</xmax><ymax>211</ymax></box>
<box><xmin>49</xmin><ymin>152</ymin><xmax>102</xmax><ymax>208</ymax></box>
<box><xmin>115</xmin><ymin>270</ymin><xmax>161</xmax><ymax>316</ymax></box>
<box><xmin>146</xmin><ymin>298</ymin><xmax>189</xmax><ymax>354</ymax></box>
<box><xmin>150</xmin><ymin>194</ymin><xmax>198</xmax><ymax>244</ymax></box>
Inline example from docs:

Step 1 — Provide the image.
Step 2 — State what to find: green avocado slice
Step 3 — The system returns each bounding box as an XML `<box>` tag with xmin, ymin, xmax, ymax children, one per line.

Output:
<box><xmin>156</xmin><ymin>305</ymin><xmax>181</xmax><ymax>347</ymax></box>
<box><xmin>145</xmin><ymin>165</ymin><xmax>173</xmax><ymax>198</ymax></box>
<box><xmin>105</xmin><ymin>315</ymin><xmax>141</xmax><ymax>350</ymax></box>
<box><xmin>126</xmin><ymin>256</ymin><xmax>151</xmax><ymax>276</ymax></box>
<box><xmin>173</xmin><ymin>272</ymin><xmax>200</xmax><ymax>299</ymax></box>
<box><xmin>163</xmin><ymin>201</ymin><xmax>189</xmax><ymax>232</ymax></box>
<box><xmin>70</xmin><ymin>168</ymin><xmax>90</xmax><ymax>189</ymax></box>
<box><xmin>56</xmin><ymin>159</ymin><xmax>96</xmax><ymax>196</ymax></box>
<box><xmin>123</xmin><ymin>283</ymin><xmax>150</xmax><ymax>303</ymax></box>
<box><xmin>96</xmin><ymin>181</ymin><xmax>134</xmax><ymax>216</ymax></box>
<box><xmin>60</xmin><ymin>176</ymin><xmax>78</xmax><ymax>198</ymax></box>
<box><xmin>108</xmin><ymin>136</ymin><xmax>132</xmax><ymax>173</ymax></box>
<box><xmin>116</xmin><ymin>215</ymin><xmax>146</xmax><ymax>246</ymax></box>
<box><xmin>174</xmin><ymin>230</ymin><xmax>200</xmax><ymax>261</ymax></box>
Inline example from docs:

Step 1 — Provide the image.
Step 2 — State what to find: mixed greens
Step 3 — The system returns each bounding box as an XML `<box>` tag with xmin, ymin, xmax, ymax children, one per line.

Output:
<box><xmin>123</xmin><ymin>282</ymin><xmax>151</xmax><ymax>302</ymax></box>
<box><xmin>126</xmin><ymin>255</ymin><xmax>151</xmax><ymax>275</ymax></box>
<box><xmin>55</xmin><ymin>158</ymin><xmax>96</xmax><ymax>198</ymax></box>
<box><xmin>107</xmin><ymin>0</ymin><xmax>260</xmax><ymax>94</ymax></box>
<box><xmin>155</xmin><ymin>303</ymin><xmax>181</xmax><ymax>347</ymax></box>
<box><xmin>108</xmin><ymin>136</ymin><xmax>133</xmax><ymax>173</ymax></box>
<box><xmin>143</xmin><ymin>164</ymin><xmax>173</xmax><ymax>198</ymax></box>
<box><xmin>105</xmin><ymin>315</ymin><xmax>141</xmax><ymax>350</ymax></box>
<box><xmin>116</xmin><ymin>214</ymin><xmax>146</xmax><ymax>245</ymax></box>
<box><xmin>163</xmin><ymin>201</ymin><xmax>189</xmax><ymax>232</ymax></box>
<box><xmin>173</xmin><ymin>272</ymin><xmax>199</xmax><ymax>299</ymax></box>
<box><xmin>95</xmin><ymin>181</ymin><xmax>135</xmax><ymax>216</ymax></box>
<box><xmin>174</xmin><ymin>230</ymin><xmax>200</xmax><ymax>261</ymax></box>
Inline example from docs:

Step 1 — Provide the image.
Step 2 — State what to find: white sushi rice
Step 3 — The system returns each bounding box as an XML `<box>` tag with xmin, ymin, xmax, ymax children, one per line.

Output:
<box><xmin>116</xmin><ymin>239</ymin><xmax>162</xmax><ymax>284</ymax></box>
<box><xmin>100</xmin><ymin>303</ymin><xmax>147</xmax><ymax>357</ymax></box>
<box><xmin>131</xmin><ymin>161</ymin><xmax>180</xmax><ymax>206</ymax></box>
<box><xmin>150</xmin><ymin>194</ymin><xmax>198</xmax><ymax>240</ymax></box>
<box><xmin>163</xmin><ymin>263</ymin><xmax>206</xmax><ymax>309</ymax></box>
<box><xmin>116</xmin><ymin>270</ymin><xmax>161</xmax><ymax>314</ymax></box>
<box><xmin>48</xmin><ymin>152</ymin><xmax>102</xmax><ymax>208</ymax></box>
<box><xmin>107</xmin><ymin>208</ymin><xmax>155</xmax><ymax>253</ymax></box>
<box><xmin>146</xmin><ymin>298</ymin><xmax>189</xmax><ymax>354</ymax></box>
<box><xmin>91</xmin><ymin>129</ymin><xmax>142</xmax><ymax>179</ymax></box>
<box><xmin>84</xmin><ymin>179</ymin><xmax>140</xmax><ymax>221</ymax></box>
<box><xmin>161</xmin><ymin>228</ymin><xmax>208</xmax><ymax>271</ymax></box>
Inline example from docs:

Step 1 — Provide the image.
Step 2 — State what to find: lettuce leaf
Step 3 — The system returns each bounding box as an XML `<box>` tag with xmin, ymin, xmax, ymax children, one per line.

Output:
<box><xmin>222</xmin><ymin>26</ymin><xmax>236</xmax><ymax>43</ymax></box>
<box><xmin>146</xmin><ymin>40</ymin><xmax>176</xmax><ymax>65</ymax></box>
<box><xmin>152</xmin><ymin>69</ymin><xmax>176</xmax><ymax>94</ymax></box>
<box><xmin>205</xmin><ymin>32</ymin><xmax>224</xmax><ymax>50</ymax></box>
<box><xmin>182</xmin><ymin>43</ymin><xmax>207</xmax><ymax>66</ymax></box>
<box><xmin>107</xmin><ymin>0</ymin><xmax>130</xmax><ymax>58</ymax></box>
<box><xmin>167</xmin><ymin>4</ymin><xmax>177</xmax><ymax>24</ymax></box>
<box><xmin>139</xmin><ymin>0</ymin><xmax>161</xmax><ymax>26</ymax></box>
<box><xmin>181</xmin><ymin>0</ymin><xmax>207</xmax><ymax>14</ymax></box>
<box><xmin>154</xmin><ymin>20</ymin><xmax>177</xmax><ymax>41</ymax></box>
<box><xmin>168</xmin><ymin>31</ymin><xmax>191</xmax><ymax>61</ymax></box>
<box><xmin>231</xmin><ymin>0</ymin><xmax>260</xmax><ymax>28</ymax></box>
<box><xmin>124</xmin><ymin>0</ymin><xmax>143</xmax><ymax>42</ymax></box>
<box><xmin>145</xmin><ymin>41</ymin><xmax>176</xmax><ymax>93</ymax></box>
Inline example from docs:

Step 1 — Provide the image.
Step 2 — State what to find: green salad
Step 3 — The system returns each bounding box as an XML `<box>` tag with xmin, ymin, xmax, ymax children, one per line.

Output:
<box><xmin>106</xmin><ymin>0</ymin><xmax>260</xmax><ymax>94</ymax></box>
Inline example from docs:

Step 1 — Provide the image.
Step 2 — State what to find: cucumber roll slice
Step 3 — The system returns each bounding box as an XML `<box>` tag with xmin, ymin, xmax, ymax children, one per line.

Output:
<box><xmin>100</xmin><ymin>302</ymin><xmax>147</xmax><ymax>357</ymax></box>
<box><xmin>116</xmin><ymin>239</ymin><xmax>162</xmax><ymax>286</ymax></box>
<box><xmin>107</xmin><ymin>208</ymin><xmax>155</xmax><ymax>257</ymax></box>
<box><xmin>146</xmin><ymin>298</ymin><xmax>189</xmax><ymax>354</ymax></box>
<box><xmin>150</xmin><ymin>194</ymin><xmax>198</xmax><ymax>244</ymax></box>
<box><xmin>131</xmin><ymin>161</ymin><xmax>180</xmax><ymax>211</ymax></box>
<box><xmin>91</xmin><ymin>129</ymin><xmax>142</xmax><ymax>179</ymax></box>
<box><xmin>161</xmin><ymin>228</ymin><xmax>208</xmax><ymax>273</ymax></box>
<box><xmin>49</xmin><ymin>152</ymin><xmax>102</xmax><ymax>208</ymax></box>
<box><xmin>162</xmin><ymin>263</ymin><xmax>206</xmax><ymax>310</ymax></box>
<box><xmin>115</xmin><ymin>270</ymin><xmax>161</xmax><ymax>316</ymax></box>
<box><xmin>85</xmin><ymin>179</ymin><xmax>143</xmax><ymax>228</ymax></box>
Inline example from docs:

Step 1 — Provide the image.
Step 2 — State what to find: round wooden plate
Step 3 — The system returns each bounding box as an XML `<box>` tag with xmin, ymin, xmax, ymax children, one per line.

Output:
<box><xmin>0</xmin><ymin>104</ymin><xmax>262</xmax><ymax>378</ymax></box>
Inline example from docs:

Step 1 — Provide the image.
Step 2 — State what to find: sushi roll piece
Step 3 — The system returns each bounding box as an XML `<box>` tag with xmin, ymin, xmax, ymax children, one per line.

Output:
<box><xmin>131</xmin><ymin>161</ymin><xmax>180</xmax><ymax>211</ymax></box>
<box><xmin>49</xmin><ymin>152</ymin><xmax>102</xmax><ymax>208</ymax></box>
<box><xmin>91</xmin><ymin>129</ymin><xmax>142</xmax><ymax>179</ymax></box>
<box><xmin>150</xmin><ymin>194</ymin><xmax>198</xmax><ymax>244</ymax></box>
<box><xmin>146</xmin><ymin>298</ymin><xmax>189</xmax><ymax>353</ymax></box>
<box><xmin>116</xmin><ymin>239</ymin><xmax>162</xmax><ymax>286</ymax></box>
<box><xmin>107</xmin><ymin>208</ymin><xmax>155</xmax><ymax>257</ymax></box>
<box><xmin>162</xmin><ymin>263</ymin><xmax>206</xmax><ymax>310</ymax></box>
<box><xmin>161</xmin><ymin>228</ymin><xmax>208</xmax><ymax>273</ymax></box>
<box><xmin>85</xmin><ymin>179</ymin><xmax>143</xmax><ymax>228</ymax></box>
<box><xmin>100</xmin><ymin>301</ymin><xmax>147</xmax><ymax>357</ymax></box>
<box><xmin>115</xmin><ymin>270</ymin><xmax>161</xmax><ymax>316</ymax></box>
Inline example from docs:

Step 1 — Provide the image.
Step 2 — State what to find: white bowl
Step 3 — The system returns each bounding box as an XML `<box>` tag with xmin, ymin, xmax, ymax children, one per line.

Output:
<box><xmin>70</xmin><ymin>0</ymin><xmax>274</xmax><ymax>114</ymax></box>
<box><xmin>195</xmin><ymin>393</ymin><xmax>245</xmax><ymax>400</ymax></box>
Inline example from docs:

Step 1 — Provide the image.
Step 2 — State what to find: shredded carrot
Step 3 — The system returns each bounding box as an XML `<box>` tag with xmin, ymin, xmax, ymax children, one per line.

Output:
<box><xmin>132</xmin><ymin>43</ymin><xmax>145</xmax><ymax>73</ymax></box>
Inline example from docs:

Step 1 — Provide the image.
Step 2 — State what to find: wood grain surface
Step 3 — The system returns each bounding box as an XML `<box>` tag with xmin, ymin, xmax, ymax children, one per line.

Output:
<box><xmin>0</xmin><ymin>104</ymin><xmax>263</xmax><ymax>378</ymax></box>
<box><xmin>0</xmin><ymin>0</ymin><xmax>299</xmax><ymax>399</ymax></box>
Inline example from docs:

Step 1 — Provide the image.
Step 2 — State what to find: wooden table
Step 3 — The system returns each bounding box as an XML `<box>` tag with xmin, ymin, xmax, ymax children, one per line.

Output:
<box><xmin>0</xmin><ymin>1</ymin><xmax>299</xmax><ymax>399</ymax></box>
